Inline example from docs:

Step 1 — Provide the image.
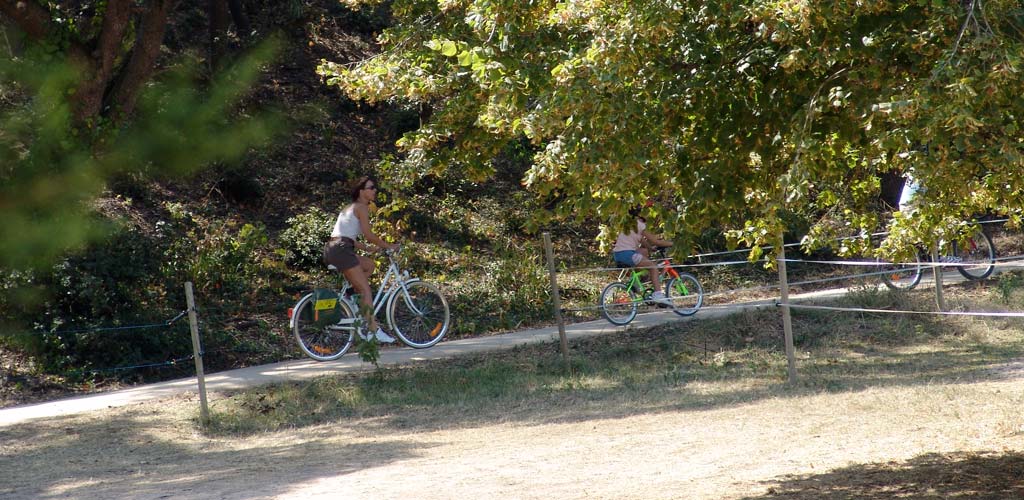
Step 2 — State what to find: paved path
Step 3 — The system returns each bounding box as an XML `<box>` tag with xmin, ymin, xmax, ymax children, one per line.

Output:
<box><xmin>0</xmin><ymin>282</ymin><xmax>901</xmax><ymax>428</ymax></box>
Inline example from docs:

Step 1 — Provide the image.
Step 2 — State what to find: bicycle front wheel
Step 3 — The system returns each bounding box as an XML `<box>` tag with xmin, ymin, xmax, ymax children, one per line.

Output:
<box><xmin>292</xmin><ymin>293</ymin><xmax>355</xmax><ymax>361</ymax></box>
<box><xmin>665</xmin><ymin>274</ymin><xmax>703</xmax><ymax>316</ymax></box>
<box><xmin>953</xmin><ymin>230</ymin><xmax>995</xmax><ymax>280</ymax></box>
<box><xmin>600</xmin><ymin>282</ymin><xmax>638</xmax><ymax>325</ymax></box>
<box><xmin>387</xmin><ymin>280</ymin><xmax>450</xmax><ymax>348</ymax></box>
<box><xmin>879</xmin><ymin>256</ymin><xmax>922</xmax><ymax>290</ymax></box>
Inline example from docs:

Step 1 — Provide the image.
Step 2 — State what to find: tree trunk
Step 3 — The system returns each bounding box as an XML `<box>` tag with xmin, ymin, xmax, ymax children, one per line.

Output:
<box><xmin>227</xmin><ymin>0</ymin><xmax>251</xmax><ymax>37</ymax></box>
<box><xmin>208</xmin><ymin>0</ymin><xmax>230</xmax><ymax>71</ymax></box>
<box><xmin>107</xmin><ymin>0</ymin><xmax>180</xmax><ymax>122</ymax></box>
<box><xmin>1</xmin><ymin>0</ymin><xmax>179</xmax><ymax>126</ymax></box>
<box><xmin>879</xmin><ymin>170</ymin><xmax>905</xmax><ymax>211</ymax></box>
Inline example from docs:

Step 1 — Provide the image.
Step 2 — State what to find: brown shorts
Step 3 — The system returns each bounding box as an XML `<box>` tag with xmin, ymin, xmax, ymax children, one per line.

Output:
<box><xmin>323</xmin><ymin>237</ymin><xmax>360</xmax><ymax>271</ymax></box>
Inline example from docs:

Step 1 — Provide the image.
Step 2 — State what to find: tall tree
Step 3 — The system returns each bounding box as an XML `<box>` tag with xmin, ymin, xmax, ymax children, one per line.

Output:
<box><xmin>1</xmin><ymin>0</ymin><xmax>181</xmax><ymax>126</ymax></box>
<box><xmin>322</xmin><ymin>0</ymin><xmax>1024</xmax><ymax>257</ymax></box>
<box><xmin>0</xmin><ymin>2</ymin><xmax>282</xmax><ymax>269</ymax></box>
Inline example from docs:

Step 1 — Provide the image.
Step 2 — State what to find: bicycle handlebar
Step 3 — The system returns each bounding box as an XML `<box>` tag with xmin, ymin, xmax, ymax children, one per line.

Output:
<box><xmin>652</xmin><ymin>246</ymin><xmax>672</xmax><ymax>258</ymax></box>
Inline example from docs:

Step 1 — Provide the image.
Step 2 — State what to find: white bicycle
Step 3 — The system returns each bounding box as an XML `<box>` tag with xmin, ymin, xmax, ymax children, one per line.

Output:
<box><xmin>288</xmin><ymin>245</ymin><xmax>451</xmax><ymax>361</ymax></box>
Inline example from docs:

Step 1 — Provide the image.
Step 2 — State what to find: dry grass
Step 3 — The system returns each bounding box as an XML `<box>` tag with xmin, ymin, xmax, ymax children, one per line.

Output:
<box><xmin>2</xmin><ymin>283</ymin><xmax>1024</xmax><ymax>499</ymax></box>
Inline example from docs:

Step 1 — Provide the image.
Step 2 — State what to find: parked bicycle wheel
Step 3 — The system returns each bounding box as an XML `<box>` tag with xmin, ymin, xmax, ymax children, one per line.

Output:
<box><xmin>664</xmin><ymin>274</ymin><xmax>703</xmax><ymax>316</ymax></box>
<box><xmin>952</xmin><ymin>230</ymin><xmax>996</xmax><ymax>280</ymax></box>
<box><xmin>879</xmin><ymin>255</ymin><xmax>923</xmax><ymax>290</ymax></box>
<box><xmin>291</xmin><ymin>292</ymin><xmax>356</xmax><ymax>361</ymax></box>
<box><xmin>600</xmin><ymin>282</ymin><xmax>638</xmax><ymax>325</ymax></box>
<box><xmin>387</xmin><ymin>279</ymin><xmax>450</xmax><ymax>348</ymax></box>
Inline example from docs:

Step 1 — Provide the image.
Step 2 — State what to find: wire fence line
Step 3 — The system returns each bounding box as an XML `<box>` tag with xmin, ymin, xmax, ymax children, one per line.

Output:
<box><xmin>64</xmin><ymin>354</ymin><xmax>197</xmax><ymax>378</ymax></box>
<box><xmin>552</xmin><ymin>221</ymin><xmax>1024</xmax><ymax>330</ymax></box>
<box><xmin>30</xmin><ymin>309</ymin><xmax>190</xmax><ymax>336</ymax></box>
<box><xmin>779</xmin><ymin>302</ymin><xmax>1024</xmax><ymax>318</ymax></box>
<box><xmin>778</xmin><ymin>256</ymin><xmax>1024</xmax><ymax>268</ymax></box>
<box><xmin>8</xmin><ymin>305</ymin><xmax>204</xmax><ymax>380</ymax></box>
<box><xmin>559</xmin><ymin>217</ymin><xmax>1018</xmax><ymax>274</ymax></box>
<box><xmin>563</xmin><ymin>252</ymin><xmax>1024</xmax><ymax>276</ymax></box>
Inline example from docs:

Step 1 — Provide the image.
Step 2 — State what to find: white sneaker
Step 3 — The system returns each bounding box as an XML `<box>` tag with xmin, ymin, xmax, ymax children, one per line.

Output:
<box><xmin>374</xmin><ymin>327</ymin><xmax>397</xmax><ymax>344</ymax></box>
<box><xmin>650</xmin><ymin>291</ymin><xmax>673</xmax><ymax>307</ymax></box>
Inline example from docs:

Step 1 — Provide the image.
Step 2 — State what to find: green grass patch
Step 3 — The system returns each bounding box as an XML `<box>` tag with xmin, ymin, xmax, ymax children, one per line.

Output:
<box><xmin>205</xmin><ymin>284</ymin><xmax>1024</xmax><ymax>436</ymax></box>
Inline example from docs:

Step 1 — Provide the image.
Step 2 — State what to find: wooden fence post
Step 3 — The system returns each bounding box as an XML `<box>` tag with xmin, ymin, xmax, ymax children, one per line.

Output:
<box><xmin>185</xmin><ymin>282</ymin><xmax>210</xmax><ymax>425</ymax></box>
<box><xmin>543</xmin><ymin>233</ymin><xmax>570</xmax><ymax>366</ymax></box>
<box><xmin>931</xmin><ymin>246</ymin><xmax>946</xmax><ymax>312</ymax></box>
<box><xmin>776</xmin><ymin>231</ymin><xmax>798</xmax><ymax>384</ymax></box>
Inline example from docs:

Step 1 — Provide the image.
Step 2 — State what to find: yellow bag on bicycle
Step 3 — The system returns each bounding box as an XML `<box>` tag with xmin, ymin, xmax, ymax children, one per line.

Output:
<box><xmin>312</xmin><ymin>288</ymin><xmax>342</xmax><ymax>326</ymax></box>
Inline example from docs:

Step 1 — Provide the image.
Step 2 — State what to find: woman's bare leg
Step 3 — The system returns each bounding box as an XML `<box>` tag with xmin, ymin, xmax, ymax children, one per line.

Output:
<box><xmin>342</xmin><ymin>265</ymin><xmax>377</xmax><ymax>331</ymax></box>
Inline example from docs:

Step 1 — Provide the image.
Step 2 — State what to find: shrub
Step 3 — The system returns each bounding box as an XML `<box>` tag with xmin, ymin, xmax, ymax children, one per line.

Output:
<box><xmin>445</xmin><ymin>247</ymin><xmax>551</xmax><ymax>336</ymax></box>
<box><xmin>280</xmin><ymin>206</ymin><xmax>333</xmax><ymax>270</ymax></box>
<box><xmin>3</xmin><ymin>225</ymin><xmax>189</xmax><ymax>379</ymax></box>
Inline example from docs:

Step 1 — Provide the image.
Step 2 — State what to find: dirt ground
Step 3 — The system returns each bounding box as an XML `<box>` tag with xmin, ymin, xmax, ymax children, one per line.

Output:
<box><xmin>2</xmin><ymin>367</ymin><xmax>1023</xmax><ymax>500</ymax></box>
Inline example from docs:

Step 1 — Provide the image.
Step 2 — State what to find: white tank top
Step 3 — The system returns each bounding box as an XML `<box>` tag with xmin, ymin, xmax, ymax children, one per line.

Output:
<box><xmin>612</xmin><ymin>219</ymin><xmax>646</xmax><ymax>252</ymax></box>
<box><xmin>331</xmin><ymin>204</ymin><xmax>362</xmax><ymax>239</ymax></box>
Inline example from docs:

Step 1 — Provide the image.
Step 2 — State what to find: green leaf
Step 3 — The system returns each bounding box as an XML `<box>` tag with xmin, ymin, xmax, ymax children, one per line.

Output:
<box><xmin>441</xmin><ymin>41</ymin><xmax>458</xmax><ymax>57</ymax></box>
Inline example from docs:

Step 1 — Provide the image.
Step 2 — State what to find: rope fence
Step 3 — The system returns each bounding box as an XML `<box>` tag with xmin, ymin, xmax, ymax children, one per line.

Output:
<box><xmin>64</xmin><ymin>354</ymin><xmax>197</xmax><ymax>378</ymax></box>
<box><xmin>11</xmin><ymin>219</ymin><xmax>1021</xmax><ymax>414</ymax></box>
<box><xmin>779</xmin><ymin>302</ymin><xmax>1024</xmax><ymax>318</ymax></box>
<box><xmin>9</xmin><ymin>283</ymin><xmax>211</xmax><ymax>424</ymax></box>
<box><xmin>544</xmin><ymin>221</ymin><xmax>1024</xmax><ymax>384</ymax></box>
<box><xmin>33</xmin><ymin>310</ymin><xmax>189</xmax><ymax>336</ymax></box>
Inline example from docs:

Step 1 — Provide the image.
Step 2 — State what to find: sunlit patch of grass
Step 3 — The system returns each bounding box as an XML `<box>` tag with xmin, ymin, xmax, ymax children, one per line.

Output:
<box><xmin>206</xmin><ymin>285</ymin><xmax>1024</xmax><ymax>436</ymax></box>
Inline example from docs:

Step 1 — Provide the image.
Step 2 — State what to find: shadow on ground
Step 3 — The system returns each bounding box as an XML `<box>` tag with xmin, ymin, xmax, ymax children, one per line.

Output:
<box><xmin>0</xmin><ymin>411</ymin><xmax>433</xmax><ymax>500</ymax></box>
<box><xmin>739</xmin><ymin>451</ymin><xmax>1024</xmax><ymax>499</ymax></box>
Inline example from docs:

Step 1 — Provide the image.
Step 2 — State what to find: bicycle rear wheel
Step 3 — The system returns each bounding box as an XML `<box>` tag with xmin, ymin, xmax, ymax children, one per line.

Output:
<box><xmin>292</xmin><ymin>293</ymin><xmax>355</xmax><ymax>361</ymax></box>
<box><xmin>953</xmin><ymin>230</ymin><xmax>995</xmax><ymax>280</ymax></box>
<box><xmin>665</xmin><ymin>274</ymin><xmax>703</xmax><ymax>316</ymax></box>
<box><xmin>600</xmin><ymin>282</ymin><xmax>638</xmax><ymax>325</ymax></box>
<box><xmin>387</xmin><ymin>280</ymin><xmax>450</xmax><ymax>348</ymax></box>
<box><xmin>879</xmin><ymin>256</ymin><xmax>922</xmax><ymax>290</ymax></box>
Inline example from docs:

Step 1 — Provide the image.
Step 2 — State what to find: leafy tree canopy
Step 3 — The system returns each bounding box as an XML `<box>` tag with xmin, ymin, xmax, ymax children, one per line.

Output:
<box><xmin>321</xmin><ymin>0</ymin><xmax>1024</xmax><ymax>258</ymax></box>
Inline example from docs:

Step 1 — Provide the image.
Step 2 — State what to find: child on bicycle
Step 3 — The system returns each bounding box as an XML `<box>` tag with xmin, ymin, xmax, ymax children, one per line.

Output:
<box><xmin>323</xmin><ymin>175</ymin><xmax>400</xmax><ymax>343</ymax></box>
<box><xmin>612</xmin><ymin>206</ymin><xmax>674</xmax><ymax>307</ymax></box>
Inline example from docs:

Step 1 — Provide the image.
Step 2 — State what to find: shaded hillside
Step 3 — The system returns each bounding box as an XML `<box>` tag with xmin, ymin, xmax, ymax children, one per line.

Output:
<box><xmin>1</xmin><ymin>0</ymin><xmax>602</xmax><ymax>406</ymax></box>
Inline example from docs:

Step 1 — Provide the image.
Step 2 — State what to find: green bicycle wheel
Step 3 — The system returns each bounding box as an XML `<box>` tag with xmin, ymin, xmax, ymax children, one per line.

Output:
<box><xmin>600</xmin><ymin>282</ymin><xmax>638</xmax><ymax>325</ymax></box>
<box><xmin>665</xmin><ymin>274</ymin><xmax>703</xmax><ymax>316</ymax></box>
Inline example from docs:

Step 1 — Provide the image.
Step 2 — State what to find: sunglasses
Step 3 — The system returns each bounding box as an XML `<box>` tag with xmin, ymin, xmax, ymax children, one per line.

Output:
<box><xmin>363</xmin><ymin>184</ymin><xmax>377</xmax><ymax>191</ymax></box>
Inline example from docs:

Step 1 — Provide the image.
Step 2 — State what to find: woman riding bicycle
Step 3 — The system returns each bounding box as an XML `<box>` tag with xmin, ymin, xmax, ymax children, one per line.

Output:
<box><xmin>611</xmin><ymin>206</ymin><xmax>674</xmax><ymax>307</ymax></box>
<box><xmin>323</xmin><ymin>175</ymin><xmax>399</xmax><ymax>343</ymax></box>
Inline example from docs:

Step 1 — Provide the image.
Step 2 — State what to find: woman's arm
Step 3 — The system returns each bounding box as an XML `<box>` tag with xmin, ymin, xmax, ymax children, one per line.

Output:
<box><xmin>642</xmin><ymin>230</ymin><xmax>672</xmax><ymax>249</ymax></box>
<box><xmin>354</xmin><ymin>203</ymin><xmax>396</xmax><ymax>250</ymax></box>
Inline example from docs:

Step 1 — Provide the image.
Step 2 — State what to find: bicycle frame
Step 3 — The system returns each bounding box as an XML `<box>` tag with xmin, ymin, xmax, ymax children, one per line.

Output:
<box><xmin>338</xmin><ymin>250</ymin><xmax>426</xmax><ymax>326</ymax></box>
<box><xmin>614</xmin><ymin>268</ymin><xmax>649</xmax><ymax>302</ymax></box>
<box><xmin>616</xmin><ymin>250</ymin><xmax>685</xmax><ymax>294</ymax></box>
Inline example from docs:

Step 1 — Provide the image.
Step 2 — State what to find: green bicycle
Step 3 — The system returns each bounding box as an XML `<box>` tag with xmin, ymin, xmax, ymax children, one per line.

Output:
<box><xmin>599</xmin><ymin>248</ymin><xmax>704</xmax><ymax>325</ymax></box>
